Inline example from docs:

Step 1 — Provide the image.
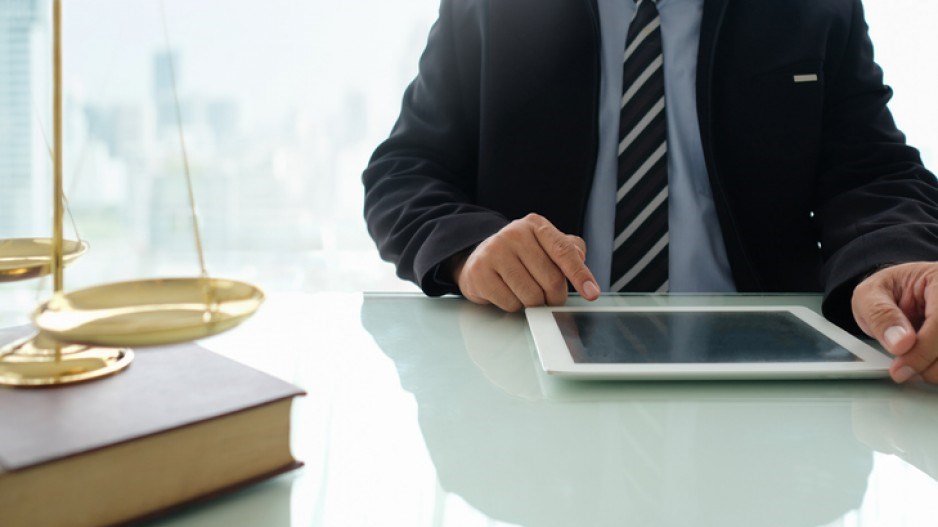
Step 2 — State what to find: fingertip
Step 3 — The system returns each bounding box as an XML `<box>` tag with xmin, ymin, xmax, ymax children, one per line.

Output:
<box><xmin>582</xmin><ymin>280</ymin><xmax>600</xmax><ymax>301</ymax></box>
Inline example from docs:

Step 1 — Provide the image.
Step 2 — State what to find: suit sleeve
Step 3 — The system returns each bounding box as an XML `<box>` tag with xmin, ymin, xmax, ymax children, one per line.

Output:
<box><xmin>816</xmin><ymin>0</ymin><xmax>938</xmax><ymax>332</ymax></box>
<box><xmin>362</xmin><ymin>0</ymin><xmax>508</xmax><ymax>296</ymax></box>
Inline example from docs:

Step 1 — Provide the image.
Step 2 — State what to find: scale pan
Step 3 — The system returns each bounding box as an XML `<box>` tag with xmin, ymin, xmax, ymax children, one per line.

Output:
<box><xmin>32</xmin><ymin>277</ymin><xmax>264</xmax><ymax>347</ymax></box>
<box><xmin>0</xmin><ymin>238</ymin><xmax>88</xmax><ymax>282</ymax></box>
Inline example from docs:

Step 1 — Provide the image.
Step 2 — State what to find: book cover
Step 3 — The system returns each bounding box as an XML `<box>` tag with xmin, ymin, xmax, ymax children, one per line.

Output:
<box><xmin>0</xmin><ymin>329</ymin><xmax>304</xmax><ymax>527</ymax></box>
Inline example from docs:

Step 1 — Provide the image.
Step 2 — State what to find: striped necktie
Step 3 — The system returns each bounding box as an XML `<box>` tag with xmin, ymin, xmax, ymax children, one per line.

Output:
<box><xmin>611</xmin><ymin>0</ymin><xmax>669</xmax><ymax>293</ymax></box>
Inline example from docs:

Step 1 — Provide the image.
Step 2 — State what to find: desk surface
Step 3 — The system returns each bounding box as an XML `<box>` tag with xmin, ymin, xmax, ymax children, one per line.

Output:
<box><xmin>143</xmin><ymin>292</ymin><xmax>938</xmax><ymax>527</ymax></box>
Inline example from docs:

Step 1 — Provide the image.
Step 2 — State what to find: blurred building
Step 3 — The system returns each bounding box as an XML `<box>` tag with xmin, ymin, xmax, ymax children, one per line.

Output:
<box><xmin>0</xmin><ymin>0</ymin><xmax>50</xmax><ymax>237</ymax></box>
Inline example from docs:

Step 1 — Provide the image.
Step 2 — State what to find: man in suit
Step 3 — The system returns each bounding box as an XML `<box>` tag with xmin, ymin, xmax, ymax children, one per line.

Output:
<box><xmin>362</xmin><ymin>0</ymin><xmax>938</xmax><ymax>383</ymax></box>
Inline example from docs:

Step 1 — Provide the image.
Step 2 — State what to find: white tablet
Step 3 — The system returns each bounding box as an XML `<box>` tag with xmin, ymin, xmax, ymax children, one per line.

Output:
<box><xmin>525</xmin><ymin>306</ymin><xmax>891</xmax><ymax>380</ymax></box>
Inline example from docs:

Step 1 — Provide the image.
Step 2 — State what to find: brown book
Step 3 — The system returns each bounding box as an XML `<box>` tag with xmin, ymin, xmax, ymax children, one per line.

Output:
<box><xmin>0</xmin><ymin>336</ymin><xmax>304</xmax><ymax>527</ymax></box>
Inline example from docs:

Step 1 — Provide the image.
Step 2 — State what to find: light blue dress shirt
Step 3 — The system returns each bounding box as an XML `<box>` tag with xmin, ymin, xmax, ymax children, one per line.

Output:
<box><xmin>584</xmin><ymin>0</ymin><xmax>736</xmax><ymax>293</ymax></box>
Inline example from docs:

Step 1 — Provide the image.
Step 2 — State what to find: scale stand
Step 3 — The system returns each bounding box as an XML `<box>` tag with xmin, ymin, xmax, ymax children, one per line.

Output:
<box><xmin>0</xmin><ymin>0</ymin><xmax>262</xmax><ymax>388</ymax></box>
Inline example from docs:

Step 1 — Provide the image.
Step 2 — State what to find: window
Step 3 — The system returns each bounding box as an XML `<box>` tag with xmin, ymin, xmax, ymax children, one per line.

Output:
<box><xmin>0</xmin><ymin>0</ymin><xmax>935</xmax><ymax>313</ymax></box>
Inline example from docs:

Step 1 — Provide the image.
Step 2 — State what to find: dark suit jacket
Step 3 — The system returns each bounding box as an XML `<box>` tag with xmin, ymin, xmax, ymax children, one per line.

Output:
<box><xmin>362</xmin><ymin>0</ymin><xmax>938</xmax><ymax>332</ymax></box>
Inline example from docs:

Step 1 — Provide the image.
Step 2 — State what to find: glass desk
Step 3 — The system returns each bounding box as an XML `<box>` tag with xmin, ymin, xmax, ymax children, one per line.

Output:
<box><xmin>137</xmin><ymin>292</ymin><xmax>938</xmax><ymax>527</ymax></box>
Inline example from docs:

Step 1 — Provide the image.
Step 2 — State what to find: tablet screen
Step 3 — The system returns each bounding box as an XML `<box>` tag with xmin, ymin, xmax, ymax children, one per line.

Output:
<box><xmin>554</xmin><ymin>311</ymin><xmax>859</xmax><ymax>364</ymax></box>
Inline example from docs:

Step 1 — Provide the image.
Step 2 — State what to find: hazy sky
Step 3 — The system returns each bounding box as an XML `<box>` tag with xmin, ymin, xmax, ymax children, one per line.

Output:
<box><xmin>61</xmin><ymin>0</ymin><xmax>439</xmax><ymax>129</ymax></box>
<box><xmin>36</xmin><ymin>0</ymin><xmax>938</xmax><ymax>163</ymax></box>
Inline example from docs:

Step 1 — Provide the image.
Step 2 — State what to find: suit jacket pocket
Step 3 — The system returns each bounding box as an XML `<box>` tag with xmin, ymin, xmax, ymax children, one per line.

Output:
<box><xmin>746</xmin><ymin>59</ymin><xmax>825</xmax><ymax>163</ymax></box>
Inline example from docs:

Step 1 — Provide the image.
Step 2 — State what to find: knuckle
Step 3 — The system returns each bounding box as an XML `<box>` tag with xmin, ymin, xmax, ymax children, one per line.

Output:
<box><xmin>546</xmin><ymin>287</ymin><xmax>569</xmax><ymax>306</ymax></box>
<box><xmin>514</xmin><ymin>214</ymin><xmax>546</xmax><ymax>236</ymax></box>
<box><xmin>460</xmin><ymin>260</ymin><xmax>484</xmax><ymax>287</ymax></box>
<box><xmin>535</xmin><ymin>226</ymin><xmax>557</xmax><ymax>244</ymax></box>
<box><xmin>569</xmin><ymin>267</ymin><xmax>593</xmax><ymax>285</ymax></box>
<box><xmin>545</xmin><ymin>272</ymin><xmax>567</xmax><ymax>293</ymax></box>
<box><xmin>499</xmin><ymin>224</ymin><xmax>529</xmax><ymax>246</ymax></box>
<box><xmin>486</xmin><ymin>230</ymin><xmax>511</xmax><ymax>248</ymax></box>
<box><xmin>501</xmin><ymin>265</ymin><xmax>527</xmax><ymax>286</ymax></box>
<box><xmin>516</xmin><ymin>283</ymin><xmax>546</xmax><ymax>307</ymax></box>
<box><xmin>550</xmin><ymin>237</ymin><xmax>578</xmax><ymax>259</ymax></box>
<box><xmin>484</xmin><ymin>283</ymin><xmax>521</xmax><ymax>312</ymax></box>
<box><xmin>472</xmin><ymin>238</ymin><xmax>496</xmax><ymax>259</ymax></box>
<box><xmin>853</xmin><ymin>278</ymin><xmax>874</xmax><ymax>299</ymax></box>
<box><xmin>462</xmin><ymin>253</ymin><xmax>480</xmax><ymax>273</ymax></box>
<box><xmin>461</xmin><ymin>283</ymin><xmax>484</xmax><ymax>303</ymax></box>
<box><xmin>505</xmin><ymin>302</ymin><xmax>524</xmax><ymax>313</ymax></box>
<box><xmin>458</xmin><ymin>273</ymin><xmax>485</xmax><ymax>301</ymax></box>
<box><xmin>527</xmin><ymin>214</ymin><xmax>557</xmax><ymax>236</ymax></box>
<box><xmin>465</xmin><ymin>292</ymin><xmax>487</xmax><ymax>305</ymax></box>
<box><xmin>475</xmin><ymin>237</ymin><xmax>513</xmax><ymax>263</ymax></box>
<box><xmin>462</xmin><ymin>268</ymin><xmax>494</xmax><ymax>299</ymax></box>
<box><xmin>492</xmin><ymin>290</ymin><xmax>524</xmax><ymax>313</ymax></box>
<box><xmin>509</xmin><ymin>284</ymin><xmax>546</xmax><ymax>308</ymax></box>
<box><xmin>522</xmin><ymin>213</ymin><xmax>546</xmax><ymax>225</ymax></box>
<box><xmin>522</xmin><ymin>296</ymin><xmax>546</xmax><ymax>308</ymax></box>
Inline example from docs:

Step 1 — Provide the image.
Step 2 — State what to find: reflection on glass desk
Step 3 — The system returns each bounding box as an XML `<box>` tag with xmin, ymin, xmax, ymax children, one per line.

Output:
<box><xmin>116</xmin><ymin>293</ymin><xmax>938</xmax><ymax>526</ymax></box>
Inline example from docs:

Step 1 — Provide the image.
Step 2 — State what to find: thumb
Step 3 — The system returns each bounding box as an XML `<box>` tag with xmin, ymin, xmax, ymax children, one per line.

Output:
<box><xmin>852</xmin><ymin>280</ymin><xmax>916</xmax><ymax>356</ymax></box>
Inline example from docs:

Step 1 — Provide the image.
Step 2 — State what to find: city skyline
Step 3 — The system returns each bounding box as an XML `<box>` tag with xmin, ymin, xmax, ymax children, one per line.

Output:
<box><xmin>2</xmin><ymin>0</ymin><xmax>937</xmax><ymax>298</ymax></box>
<box><xmin>0</xmin><ymin>0</ymin><xmax>50</xmax><ymax>237</ymax></box>
<box><xmin>1</xmin><ymin>0</ymin><xmax>436</xmax><ymax>295</ymax></box>
<box><xmin>62</xmin><ymin>0</ymin><xmax>438</xmax><ymax>133</ymax></box>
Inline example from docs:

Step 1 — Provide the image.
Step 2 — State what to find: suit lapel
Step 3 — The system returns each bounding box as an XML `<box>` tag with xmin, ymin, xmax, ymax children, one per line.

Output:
<box><xmin>696</xmin><ymin>0</ymin><xmax>729</xmax><ymax>161</ymax></box>
<box><xmin>695</xmin><ymin>0</ymin><xmax>763</xmax><ymax>290</ymax></box>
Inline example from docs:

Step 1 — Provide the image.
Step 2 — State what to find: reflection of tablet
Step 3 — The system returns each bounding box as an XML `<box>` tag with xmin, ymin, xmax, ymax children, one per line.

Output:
<box><xmin>525</xmin><ymin>306</ymin><xmax>891</xmax><ymax>380</ymax></box>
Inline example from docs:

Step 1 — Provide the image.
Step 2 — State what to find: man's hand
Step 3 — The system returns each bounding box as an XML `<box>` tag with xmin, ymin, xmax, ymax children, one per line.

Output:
<box><xmin>852</xmin><ymin>262</ymin><xmax>938</xmax><ymax>383</ymax></box>
<box><xmin>453</xmin><ymin>213</ymin><xmax>601</xmax><ymax>312</ymax></box>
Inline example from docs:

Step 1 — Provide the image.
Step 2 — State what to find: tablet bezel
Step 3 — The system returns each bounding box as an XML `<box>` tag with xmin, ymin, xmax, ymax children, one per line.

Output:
<box><xmin>525</xmin><ymin>305</ymin><xmax>892</xmax><ymax>380</ymax></box>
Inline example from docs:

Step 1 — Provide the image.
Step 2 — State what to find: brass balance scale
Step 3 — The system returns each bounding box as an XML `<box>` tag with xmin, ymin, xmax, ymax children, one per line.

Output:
<box><xmin>0</xmin><ymin>0</ymin><xmax>263</xmax><ymax>387</ymax></box>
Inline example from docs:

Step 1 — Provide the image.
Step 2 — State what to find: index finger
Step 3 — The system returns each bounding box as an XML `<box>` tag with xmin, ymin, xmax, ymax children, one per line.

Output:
<box><xmin>531</xmin><ymin>219</ymin><xmax>600</xmax><ymax>301</ymax></box>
